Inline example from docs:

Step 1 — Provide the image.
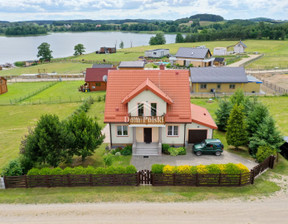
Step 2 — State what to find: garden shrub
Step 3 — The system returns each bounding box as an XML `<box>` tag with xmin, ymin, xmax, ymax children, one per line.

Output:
<box><xmin>121</xmin><ymin>145</ymin><xmax>132</xmax><ymax>156</ymax></box>
<box><xmin>162</xmin><ymin>144</ymin><xmax>170</xmax><ymax>154</ymax></box>
<box><xmin>151</xmin><ymin>164</ymin><xmax>165</xmax><ymax>174</ymax></box>
<box><xmin>223</xmin><ymin>163</ymin><xmax>240</xmax><ymax>174</ymax></box>
<box><xmin>168</xmin><ymin>147</ymin><xmax>186</xmax><ymax>156</ymax></box>
<box><xmin>206</xmin><ymin>164</ymin><xmax>221</xmax><ymax>174</ymax></box>
<box><xmin>125</xmin><ymin>165</ymin><xmax>137</xmax><ymax>174</ymax></box>
<box><xmin>196</xmin><ymin>165</ymin><xmax>208</xmax><ymax>174</ymax></box>
<box><xmin>1</xmin><ymin>159</ymin><xmax>23</xmax><ymax>176</ymax></box>
<box><xmin>103</xmin><ymin>154</ymin><xmax>114</xmax><ymax>167</ymax></box>
<box><xmin>191</xmin><ymin>166</ymin><xmax>197</xmax><ymax>174</ymax></box>
<box><xmin>111</xmin><ymin>147</ymin><xmax>122</xmax><ymax>155</ymax></box>
<box><xmin>236</xmin><ymin>163</ymin><xmax>250</xmax><ymax>173</ymax></box>
<box><xmin>115</xmin><ymin>152</ymin><xmax>121</xmax><ymax>157</ymax></box>
<box><xmin>163</xmin><ymin>165</ymin><xmax>176</xmax><ymax>174</ymax></box>
<box><xmin>27</xmin><ymin>165</ymin><xmax>137</xmax><ymax>175</ymax></box>
<box><xmin>256</xmin><ymin>145</ymin><xmax>276</xmax><ymax>163</ymax></box>
<box><xmin>176</xmin><ymin>165</ymin><xmax>191</xmax><ymax>174</ymax></box>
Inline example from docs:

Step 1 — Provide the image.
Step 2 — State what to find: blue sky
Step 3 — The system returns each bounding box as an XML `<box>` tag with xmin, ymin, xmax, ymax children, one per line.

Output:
<box><xmin>0</xmin><ymin>0</ymin><xmax>287</xmax><ymax>21</ymax></box>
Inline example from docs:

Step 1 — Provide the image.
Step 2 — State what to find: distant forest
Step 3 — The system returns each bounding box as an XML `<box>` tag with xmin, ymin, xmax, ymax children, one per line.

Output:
<box><xmin>1</xmin><ymin>14</ymin><xmax>288</xmax><ymax>41</ymax></box>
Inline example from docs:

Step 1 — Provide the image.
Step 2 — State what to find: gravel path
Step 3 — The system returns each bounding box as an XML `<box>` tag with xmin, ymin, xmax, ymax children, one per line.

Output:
<box><xmin>227</xmin><ymin>54</ymin><xmax>262</xmax><ymax>67</ymax></box>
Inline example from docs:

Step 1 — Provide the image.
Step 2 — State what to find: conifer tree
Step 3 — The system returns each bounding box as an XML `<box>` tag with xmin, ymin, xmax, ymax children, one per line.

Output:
<box><xmin>226</xmin><ymin>104</ymin><xmax>248</xmax><ymax>149</ymax></box>
<box><xmin>249</xmin><ymin>116</ymin><xmax>283</xmax><ymax>156</ymax></box>
<box><xmin>215</xmin><ymin>99</ymin><xmax>232</xmax><ymax>131</ymax></box>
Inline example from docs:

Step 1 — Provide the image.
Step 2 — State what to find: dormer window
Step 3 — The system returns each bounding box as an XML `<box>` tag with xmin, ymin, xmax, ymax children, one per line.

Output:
<box><xmin>151</xmin><ymin>103</ymin><xmax>157</xmax><ymax>116</ymax></box>
<box><xmin>138</xmin><ymin>103</ymin><xmax>144</xmax><ymax>116</ymax></box>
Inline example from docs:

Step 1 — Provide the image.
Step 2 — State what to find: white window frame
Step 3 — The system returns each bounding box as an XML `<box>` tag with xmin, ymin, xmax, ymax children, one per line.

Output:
<box><xmin>167</xmin><ymin>126</ymin><xmax>179</xmax><ymax>136</ymax></box>
<box><xmin>117</xmin><ymin>125</ymin><xmax>128</xmax><ymax>136</ymax></box>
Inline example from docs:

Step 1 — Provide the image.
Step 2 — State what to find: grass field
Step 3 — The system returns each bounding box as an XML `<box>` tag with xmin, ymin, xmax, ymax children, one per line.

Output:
<box><xmin>0</xmin><ymin>62</ymin><xmax>92</xmax><ymax>76</ymax></box>
<box><xmin>0</xmin><ymin>103</ymin><xmax>81</xmax><ymax>171</ymax></box>
<box><xmin>0</xmin><ymin>82</ymin><xmax>52</xmax><ymax>104</ymax></box>
<box><xmin>21</xmin><ymin>81</ymin><xmax>105</xmax><ymax>104</ymax></box>
<box><xmin>1</xmin><ymin>40</ymin><xmax>287</xmax><ymax>76</ymax></box>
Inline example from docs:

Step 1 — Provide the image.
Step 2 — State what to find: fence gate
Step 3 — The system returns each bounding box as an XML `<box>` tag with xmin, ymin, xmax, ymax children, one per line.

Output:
<box><xmin>138</xmin><ymin>170</ymin><xmax>151</xmax><ymax>185</ymax></box>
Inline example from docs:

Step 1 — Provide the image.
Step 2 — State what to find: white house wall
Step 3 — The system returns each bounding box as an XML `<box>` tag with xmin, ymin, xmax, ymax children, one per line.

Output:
<box><xmin>161</xmin><ymin>124</ymin><xmax>185</xmax><ymax>145</ymax></box>
<box><xmin>128</xmin><ymin>90</ymin><xmax>167</xmax><ymax>117</ymax></box>
<box><xmin>110</xmin><ymin>123</ymin><xmax>133</xmax><ymax>144</ymax></box>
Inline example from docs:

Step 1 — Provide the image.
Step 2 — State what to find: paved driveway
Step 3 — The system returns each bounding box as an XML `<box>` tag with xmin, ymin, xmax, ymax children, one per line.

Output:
<box><xmin>131</xmin><ymin>148</ymin><xmax>257</xmax><ymax>170</ymax></box>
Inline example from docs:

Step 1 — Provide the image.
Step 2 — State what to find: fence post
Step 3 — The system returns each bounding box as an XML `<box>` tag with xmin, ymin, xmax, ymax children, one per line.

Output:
<box><xmin>250</xmin><ymin>170</ymin><xmax>255</xmax><ymax>185</ymax></box>
<box><xmin>90</xmin><ymin>174</ymin><xmax>93</xmax><ymax>186</ymax></box>
<box><xmin>196</xmin><ymin>173</ymin><xmax>199</xmax><ymax>186</ymax></box>
<box><xmin>239</xmin><ymin>173</ymin><xmax>242</xmax><ymax>186</ymax></box>
<box><xmin>269</xmin><ymin>156</ymin><xmax>275</xmax><ymax>169</ymax></box>
<box><xmin>173</xmin><ymin>174</ymin><xmax>176</xmax><ymax>186</ymax></box>
<box><xmin>218</xmin><ymin>173</ymin><xmax>221</xmax><ymax>186</ymax></box>
<box><xmin>0</xmin><ymin>176</ymin><xmax>6</xmax><ymax>189</ymax></box>
<box><xmin>25</xmin><ymin>175</ymin><xmax>28</xmax><ymax>188</ymax></box>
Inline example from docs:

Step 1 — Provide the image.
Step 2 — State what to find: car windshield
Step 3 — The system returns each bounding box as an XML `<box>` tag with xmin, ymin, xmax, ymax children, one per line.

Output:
<box><xmin>201</xmin><ymin>141</ymin><xmax>206</xmax><ymax>147</ymax></box>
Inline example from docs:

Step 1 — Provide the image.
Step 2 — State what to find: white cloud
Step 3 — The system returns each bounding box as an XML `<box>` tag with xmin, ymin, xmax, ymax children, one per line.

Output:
<box><xmin>0</xmin><ymin>0</ymin><xmax>286</xmax><ymax>21</ymax></box>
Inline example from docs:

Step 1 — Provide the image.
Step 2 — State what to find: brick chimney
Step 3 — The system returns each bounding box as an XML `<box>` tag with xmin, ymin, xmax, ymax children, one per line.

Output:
<box><xmin>159</xmin><ymin>64</ymin><xmax>165</xmax><ymax>70</ymax></box>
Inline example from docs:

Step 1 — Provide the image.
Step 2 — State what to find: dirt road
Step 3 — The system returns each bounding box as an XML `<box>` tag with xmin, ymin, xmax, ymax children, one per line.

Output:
<box><xmin>227</xmin><ymin>54</ymin><xmax>262</xmax><ymax>67</ymax></box>
<box><xmin>1</xmin><ymin>198</ymin><xmax>288</xmax><ymax>224</ymax></box>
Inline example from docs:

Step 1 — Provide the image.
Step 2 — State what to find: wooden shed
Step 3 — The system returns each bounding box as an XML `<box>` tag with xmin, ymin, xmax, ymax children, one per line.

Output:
<box><xmin>97</xmin><ymin>47</ymin><xmax>116</xmax><ymax>54</ymax></box>
<box><xmin>0</xmin><ymin>77</ymin><xmax>8</xmax><ymax>95</ymax></box>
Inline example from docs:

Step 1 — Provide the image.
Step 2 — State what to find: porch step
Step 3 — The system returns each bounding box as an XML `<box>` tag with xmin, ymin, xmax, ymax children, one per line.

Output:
<box><xmin>134</xmin><ymin>148</ymin><xmax>159</xmax><ymax>156</ymax></box>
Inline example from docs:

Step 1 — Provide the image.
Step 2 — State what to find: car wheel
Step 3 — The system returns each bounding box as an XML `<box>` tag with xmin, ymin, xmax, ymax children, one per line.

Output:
<box><xmin>215</xmin><ymin>151</ymin><xmax>221</xmax><ymax>156</ymax></box>
<box><xmin>196</xmin><ymin>151</ymin><xmax>202</xmax><ymax>156</ymax></box>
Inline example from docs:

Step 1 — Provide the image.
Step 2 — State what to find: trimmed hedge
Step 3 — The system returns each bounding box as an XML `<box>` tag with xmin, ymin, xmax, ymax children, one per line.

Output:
<box><xmin>152</xmin><ymin>163</ymin><xmax>249</xmax><ymax>175</ymax></box>
<box><xmin>27</xmin><ymin>165</ymin><xmax>137</xmax><ymax>176</ymax></box>
<box><xmin>162</xmin><ymin>144</ymin><xmax>186</xmax><ymax>156</ymax></box>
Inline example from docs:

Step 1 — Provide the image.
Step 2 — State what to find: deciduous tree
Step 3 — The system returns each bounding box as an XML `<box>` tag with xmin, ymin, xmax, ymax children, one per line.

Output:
<box><xmin>74</xmin><ymin>43</ymin><xmax>85</xmax><ymax>56</ymax></box>
<box><xmin>37</xmin><ymin>42</ymin><xmax>53</xmax><ymax>62</ymax></box>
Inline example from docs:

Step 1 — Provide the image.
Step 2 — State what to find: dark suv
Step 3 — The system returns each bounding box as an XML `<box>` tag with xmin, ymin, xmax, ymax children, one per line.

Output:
<box><xmin>193</xmin><ymin>139</ymin><xmax>224</xmax><ymax>156</ymax></box>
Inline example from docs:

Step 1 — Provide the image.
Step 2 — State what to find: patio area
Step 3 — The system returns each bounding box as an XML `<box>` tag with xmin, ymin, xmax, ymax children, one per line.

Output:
<box><xmin>131</xmin><ymin>147</ymin><xmax>257</xmax><ymax>170</ymax></box>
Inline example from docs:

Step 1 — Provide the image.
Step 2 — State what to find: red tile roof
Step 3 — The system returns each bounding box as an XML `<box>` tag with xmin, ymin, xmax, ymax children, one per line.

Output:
<box><xmin>190</xmin><ymin>104</ymin><xmax>217</xmax><ymax>129</ymax></box>
<box><xmin>122</xmin><ymin>78</ymin><xmax>173</xmax><ymax>104</ymax></box>
<box><xmin>104</xmin><ymin>70</ymin><xmax>191</xmax><ymax>123</ymax></box>
<box><xmin>85</xmin><ymin>68</ymin><xmax>116</xmax><ymax>82</ymax></box>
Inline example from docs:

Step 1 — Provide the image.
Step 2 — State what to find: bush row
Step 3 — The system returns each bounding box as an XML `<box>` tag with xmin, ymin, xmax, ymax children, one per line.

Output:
<box><xmin>111</xmin><ymin>145</ymin><xmax>132</xmax><ymax>156</ymax></box>
<box><xmin>162</xmin><ymin>144</ymin><xmax>186</xmax><ymax>156</ymax></box>
<box><xmin>151</xmin><ymin>163</ymin><xmax>250</xmax><ymax>175</ymax></box>
<box><xmin>27</xmin><ymin>165</ymin><xmax>137</xmax><ymax>176</ymax></box>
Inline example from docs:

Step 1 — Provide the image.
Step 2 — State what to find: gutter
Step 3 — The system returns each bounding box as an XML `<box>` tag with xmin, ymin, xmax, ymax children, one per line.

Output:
<box><xmin>183</xmin><ymin>123</ymin><xmax>187</xmax><ymax>147</ymax></box>
<box><xmin>109</xmin><ymin>123</ymin><xmax>113</xmax><ymax>148</ymax></box>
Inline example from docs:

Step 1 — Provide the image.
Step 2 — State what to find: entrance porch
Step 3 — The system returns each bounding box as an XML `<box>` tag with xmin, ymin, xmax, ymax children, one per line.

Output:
<box><xmin>131</xmin><ymin>126</ymin><xmax>163</xmax><ymax>156</ymax></box>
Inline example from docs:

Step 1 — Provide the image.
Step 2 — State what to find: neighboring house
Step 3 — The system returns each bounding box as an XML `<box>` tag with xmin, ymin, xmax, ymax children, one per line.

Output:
<box><xmin>213</xmin><ymin>47</ymin><xmax>227</xmax><ymax>56</ymax></box>
<box><xmin>104</xmin><ymin>70</ymin><xmax>217</xmax><ymax>155</ymax></box>
<box><xmin>118</xmin><ymin>61</ymin><xmax>145</xmax><ymax>70</ymax></box>
<box><xmin>92</xmin><ymin>64</ymin><xmax>114</xmax><ymax>69</ymax></box>
<box><xmin>169</xmin><ymin>47</ymin><xmax>214</xmax><ymax>67</ymax></box>
<box><xmin>213</xmin><ymin>57</ymin><xmax>225</xmax><ymax>66</ymax></box>
<box><xmin>84</xmin><ymin>67</ymin><xmax>116</xmax><ymax>91</ymax></box>
<box><xmin>0</xmin><ymin>77</ymin><xmax>8</xmax><ymax>95</ymax></box>
<box><xmin>190</xmin><ymin>67</ymin><xmax>261</xmax><ymax>93</ymax></box>
<box><xmin>97</xmin><ymin>47</ymin><xmax>116</xmax><ymax>54</ymax></box>
<box><xmin>227</xmin><ymin>40</ymin><xmax>247</xmax><ymax>54</ymax></box>
<box><xmin>25</xmin><ymin>60</ymin><xmax>38</xmax><ymax>67</ymax></box>
<box><xmin>145</xmin><ymin>49</ymin><xmax>170</xmax><ymax>58</ymax></box>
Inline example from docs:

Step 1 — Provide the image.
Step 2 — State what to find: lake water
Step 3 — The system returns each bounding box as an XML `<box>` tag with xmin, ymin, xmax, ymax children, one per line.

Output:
<box><xmin>0</xmin><ymin>32</ymin><xmax>176</xmax><ymax>64</ymax></box>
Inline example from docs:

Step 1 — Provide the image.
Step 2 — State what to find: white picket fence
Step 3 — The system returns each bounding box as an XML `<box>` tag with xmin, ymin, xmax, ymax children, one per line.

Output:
<box><xmin>0</xmin><ymin>177</ymin><xmax>5</xmax><ymax>189</ymax></box>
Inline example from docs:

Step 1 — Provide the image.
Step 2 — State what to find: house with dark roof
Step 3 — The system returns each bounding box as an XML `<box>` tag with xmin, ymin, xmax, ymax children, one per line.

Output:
<box><xmin>92</xmin><ymin>64</ymin><xmax>114</xmax><ymax>69</ymax></box>
<box><xmin>118</xmin><ymin>61</ymin><xmax>145</xmax><ymax>70</ymax></box>
<box><xmin>83</xmin><ymin>67</ymin><xmax>116</xmax><ymax>91</ymax></box>
<box><xmin>190</xmin><ymin>67</ymin><xmax>261</xmax><ymax>93</ymax></box>
<box><xmin>144</xmin><ymin>49</ymin><xmax>170</xmax><ymax>58</ymax></box>
<box><xmin>0</xmin><ymin>77</ymin><xmax>8</xmax><ymax>95</ymax></box>
<box><xmin>213</xmin><ymin>57</ymin><xmax>225</xmax><ymax>66</ymax></box>
<box><xmin>104</xmin><ymin>70</ymin><xmax>217</xmax><ymax>155</ymax></box>
<box><xmin>170</xmin><ymin>47</ymin><xmax>215</xmax><ymax>67</ymax></box>
<box><xmin>97</xmin><ymin>47</ymin><xmax>116</xmax><ymax>54</ymax></box>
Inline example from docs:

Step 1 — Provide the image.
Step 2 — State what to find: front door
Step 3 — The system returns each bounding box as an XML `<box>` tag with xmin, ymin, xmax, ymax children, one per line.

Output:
<box><xmin>144</xmin><ymin>128</ymin><xmax>152</xmax><ymax>143</ymax></box>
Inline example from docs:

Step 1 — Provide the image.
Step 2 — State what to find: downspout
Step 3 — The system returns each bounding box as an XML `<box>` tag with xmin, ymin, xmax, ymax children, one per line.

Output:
<box><xmin>109</xmin><ymin>123</ymin><xmax>113</xmax><ymax>148</ymax></box>
<box><xmin>183</xmin><ymin>123</ymin><xmax>187</xmax><ymax>147</ymax></box>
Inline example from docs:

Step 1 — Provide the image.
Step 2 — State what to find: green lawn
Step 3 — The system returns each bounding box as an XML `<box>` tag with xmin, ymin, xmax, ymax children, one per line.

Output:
<box><xmin>0</xmin><ymin>173</ymin><xmax>279</xmax><ymax>203</ymax></box>
<box><xmin>0</xmin><ymin>82</ymin><xmax>52</xmax><ymax>105</ymax></box>
<box><xmin>0</xmin><ymin>62</ymin><xmax>92</xmax><ymax>76</ymax></box>
<box><xmin>22</xmin><ymin>81</ymin><xmax>106</xmax><ymax>104</ymax></box>
<box><xmin>0</xmin><ymin>103</ymin><xmax>81</xmax><ymax>171</ymax></box>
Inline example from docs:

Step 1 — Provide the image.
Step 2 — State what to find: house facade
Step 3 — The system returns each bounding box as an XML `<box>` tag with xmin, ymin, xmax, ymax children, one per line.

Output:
<box><xmin>145</xmin><ymin>49</ymin><xmax>170</xmax><ymax>58</ymax></box>
<box><xmin>213</xmin><ymin>47</ymin><xmax>227</xmax><ymax>56</ymax></box>
<box><xmin>0</xmin><ymin>77</ymin><xmax>8</xmax><ymax>95</ymax></box>
<box><xmin>190</xmin><ymin>67</ymin><xmax>261</xmax><ymax>94</ymax></box>
<box><xmin>83</xmin><ymin>67</ymin><xmax>116</xmax><ymax>91</ymax></box>
<box><xmin>104</xmin><ymin>70</ymin><xmax>217</xmax><ymax>156</ymax></box>
<box><xmin>170</xmin><ymin>47</ymin><xmax>215</xmax><ymax>67</ymax></box>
